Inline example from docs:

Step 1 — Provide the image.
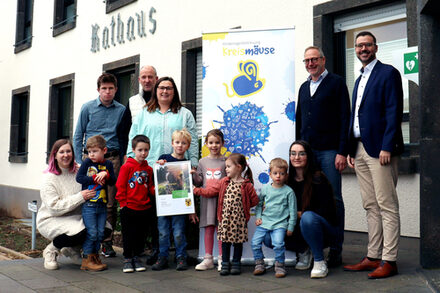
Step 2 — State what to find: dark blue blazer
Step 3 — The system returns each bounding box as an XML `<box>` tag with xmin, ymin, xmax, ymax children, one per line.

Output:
<box><xmin>348</xmin><ymin>60</ymin><xmax>404</xmax><ymax>158</ymax></box>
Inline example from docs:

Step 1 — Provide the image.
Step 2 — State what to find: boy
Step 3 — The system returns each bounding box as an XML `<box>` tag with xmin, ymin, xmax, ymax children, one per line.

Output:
<box><xmin>251</xmin><ymin>158</ymin><xmax>296</xmax><ymax>278</ymax></box>
<box><xmin>153</xmin><ymin>129</ymin><xmax>194</xmax><ymax>271</ymax></box>
<box><xmin>116</xmin><ymin>135</ymin><xmax>155</xmax><ymax>273</ymax></box>
<box><xmin>76</xmin><ymin>135</ymin><xmax>116</xmax><ymax>271</ymax></box>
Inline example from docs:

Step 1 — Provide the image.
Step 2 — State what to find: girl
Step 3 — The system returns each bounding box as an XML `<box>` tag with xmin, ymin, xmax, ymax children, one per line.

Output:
<box><xmin>194</xmin><ymin>153</ymin><xmax>259</xmax><ymax>276</ymax></box>
<box><xmin>192</xmin><ymin>129</ymin><xmax>226</xmax><ymax>271</ymax></box>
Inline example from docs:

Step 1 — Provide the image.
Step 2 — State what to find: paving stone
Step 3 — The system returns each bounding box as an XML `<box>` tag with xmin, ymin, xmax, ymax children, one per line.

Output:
<box><xmin>19</xmin><ymin>275</ymin><xmax>69</xmax><ymax>290</ymax></box>
<box><xmin>73</xmin><ymin>278</ymin><xmax>141</xmax><ymax>293</ymax></box>
<box><xmin>0</xmin><ymin>278</ymin><xmax>34</xmax><ymax>293</ymax></box>
<box><xmin>36</xmin><ymin>286</ymin><xmax>89</xmax><ymax>293</ymax></box>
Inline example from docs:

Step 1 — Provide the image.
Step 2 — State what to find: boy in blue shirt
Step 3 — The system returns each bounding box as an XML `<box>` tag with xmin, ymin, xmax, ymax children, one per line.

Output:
<box><xmin>76</xmin><ymin>135</ymin><xmax>116</xmax><ymax>271</ymax></box>
<box><xmin>251</xmin><ymin>158</ymin><xmax>296</xmax><ymax>278</ymax></box>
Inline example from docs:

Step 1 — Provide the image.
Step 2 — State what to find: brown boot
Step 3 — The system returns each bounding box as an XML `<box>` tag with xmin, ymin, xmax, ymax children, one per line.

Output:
<box><xmin>92</xmin><ymin>253</ymin><xmax>108</xmax><ymax>270</ymax></box>
<box><xmin>80</xmin><ymin>254</ymin><xmax>106</xmax><ymax>271</ymax></box>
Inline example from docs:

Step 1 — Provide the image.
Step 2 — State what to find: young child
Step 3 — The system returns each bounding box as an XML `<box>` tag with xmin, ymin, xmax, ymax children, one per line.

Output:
<box><xmin>192</xmin><ymin>129</ymin><xmax>226</xmax><ymax>271</ymax></box>
<box><xmin>153</xmin><ymin>129</ymin><xmax>193</xmax><ymax>271</ymax></box>
<box><xmin>76</xmin><ymin>135</ymin><xmax>116</xmax><ymax>271</ymax></box>
<box><xmin>116</xmin><ymin>135</ymin><xmax>155</xmax><ymax>273</ymax></box>
<box><xmin>251</xmin><ymin>158</ymin><xmax>296</xmax><ymax>278</ymax></box>
<box><xmin>194</xmin><ymin>153</ymin><xmax>259</xmax><ymax>276</ymax></box>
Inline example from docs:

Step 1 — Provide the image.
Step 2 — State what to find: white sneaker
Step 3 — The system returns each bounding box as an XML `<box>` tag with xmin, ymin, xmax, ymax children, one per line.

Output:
<box><xmin>60</xmin><ymin>246</ymin><xmax>82</xmax><ymax>262</ymax></box>
<box><xmin>195</xmin><ymin>255</ymin><xmax>214</xmax><ymax>270</ymax></box>
<box><xmin>311</xmin><ymin>260</ymin><xmax>328</xmax><ymax>278</ymax></box>
<box><xmin>43</xmin><ymin>242</ymin><xmax>59</xmax><ymax>270</ymax></box>
<box><xmin>295</xmin><ymin>248</ymin><xmax>313</xmax><ymax>270</ymax></box>
<box><xmin>217</xmin><ymin>256</ymin><xmax>222</xmax><ymax>272</ymax></box>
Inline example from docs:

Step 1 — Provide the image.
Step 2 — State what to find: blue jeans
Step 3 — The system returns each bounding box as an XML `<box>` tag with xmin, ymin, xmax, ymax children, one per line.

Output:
<box><xmin>300</xmin><ymin>211</ymin><xmax>338</xmax><ymax>261</ymax></box>
<box><xmin>252</xmin><ymin>226</ymin><xmax>286</xmax><ymax>263</ymax></box>
<box><xmin>82</xmin><ymin>202</ymin><xmax>107</xmax><ymax>256</ymax></box>
<box><xmin>158</xmin><ymin>215</ymin><xmax>187</xmax><ymax>258</ymax></box>
<box><xmin>313</xmin><ymin>149</ymin><xmax>345</xmax><ymax>253</ymax></box>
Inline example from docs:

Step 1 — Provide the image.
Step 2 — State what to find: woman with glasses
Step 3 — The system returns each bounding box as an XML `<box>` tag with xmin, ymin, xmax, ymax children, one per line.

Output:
<box><xmin>127</xmin><ymin>76</ymin><xmax>198</xmax><ymax>168</ymax></box>
<box><xmin>285</xmin><ymin>140</ymin><xmax>338</xmax><ymax>279</ymax></box>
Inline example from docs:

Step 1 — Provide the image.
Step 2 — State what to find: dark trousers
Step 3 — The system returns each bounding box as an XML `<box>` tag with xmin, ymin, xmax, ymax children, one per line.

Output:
<box><xmin>53</xmin><ymin>229</ymin><xmax>87</xmax><ymax>250</ymax></box>
<box><xmin>120</xmin><ymin>207</ymin><xmax>149</xmax><ymax>259</ymax></box>
<box><xmin>145</xmin><ymin>198</ymin><xmax>159</xmax><ymax>251</ymax></box>
<box><xmin>222</xmin><ymin>242</ymin><xmax>243</xmax><ymax>263</ymax></box>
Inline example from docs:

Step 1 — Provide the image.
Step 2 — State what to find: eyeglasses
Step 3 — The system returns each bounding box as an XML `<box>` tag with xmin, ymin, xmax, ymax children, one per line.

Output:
<box><xmin>290</xmin><ymin>151</ymin><xmax>307</xmax><ymax>157</ymax></box>
<box><xmin>354</xmin><ymin>42</ymin><xmax>375</xmax><ymax>49</ymax></box>
<box><xmin>302</xmin><ymin>57</ymin><xmax>322</xmax><ymax>64</ymax></box>
<box><xmin>158</xmin><ymin>86</ymin><xmax>174</xmax><ymax>91</ymax></box>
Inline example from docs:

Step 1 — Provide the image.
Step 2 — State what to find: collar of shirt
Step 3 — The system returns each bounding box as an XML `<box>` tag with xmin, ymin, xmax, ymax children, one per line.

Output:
<box><xmin>308</xmin><ymin>69</ymin><xmax>328</xmax><ymax>83</ymax></box>
<box><xmin>360</xmin><ymin>59</ymin><xmax>378</xmax><ymax>76</ymax></box>
<box><xmin>95</xmin><ymin>97</ymin><xmax>115</xmax><ymax>108</ymax></box>
<box><xmin>154</xmin><ymin>107</ymin><xmax>172</xmax><ymax>114</ymax></box>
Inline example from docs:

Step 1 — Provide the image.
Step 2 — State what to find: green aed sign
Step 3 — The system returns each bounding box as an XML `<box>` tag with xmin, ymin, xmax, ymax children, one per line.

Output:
<box><xmin>404</xmin><ymin>52</ymin><xmax>418</xmax><ymax>74</ymax></box>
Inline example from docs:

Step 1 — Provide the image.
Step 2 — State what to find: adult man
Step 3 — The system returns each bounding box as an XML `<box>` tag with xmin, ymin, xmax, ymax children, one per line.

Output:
<box><xmin>73</xmin><ymin>73</ymin><xmax>125</xmax><ymax>257</ymax></box>
<box><xmin>119</xmin><ymin>65</ymin><xmax>159</xmax><ymax>265</ymax></box>
<box><xmin>343</xmin><ymin>31</ymin><xmax>404</xmax><ymax>279</ymax></box>
<box><xmin>295</xmin><ymin>46</ymin><xmax>350</xmax><ymax>269</ymax></box>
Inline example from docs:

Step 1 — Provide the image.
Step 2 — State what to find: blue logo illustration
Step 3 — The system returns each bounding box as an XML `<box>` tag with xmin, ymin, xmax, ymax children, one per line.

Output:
<box><xmin>214</xmin><ymin>101</ymin><xmax>277</xmax><ymax>162</ymax></box>
<box><xmin>258</xmin><ymin>171</ymin><xmax>270</xmax><ymax>184</ymax></box>
<box><xmin>223</xmin><ymin>60</ymin><xmax>266</xmax><ymax>98</ymax></box>
<box><xmin>283</xmin><ymin>99</ymin><xmax>296</xmax><ymax>123</ymax></box>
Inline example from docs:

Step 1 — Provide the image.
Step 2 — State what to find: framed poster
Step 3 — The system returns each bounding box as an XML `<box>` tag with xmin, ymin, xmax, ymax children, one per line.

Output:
<box><xmin>154</xmin><ymin>161</ymin><xmax>195</xmax><ymax>216</ymax></box>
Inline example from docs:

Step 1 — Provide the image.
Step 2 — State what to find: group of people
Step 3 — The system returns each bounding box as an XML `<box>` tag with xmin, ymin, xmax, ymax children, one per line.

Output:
<box><xmin>36</xmin><ymin>30</ymin><xmax>404</xmax><ymax>280</ymax></box>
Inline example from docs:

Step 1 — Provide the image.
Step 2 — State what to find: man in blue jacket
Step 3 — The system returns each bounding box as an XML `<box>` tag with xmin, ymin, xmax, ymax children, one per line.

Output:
<box><xmin>295</xmin><ymin>46</ymin><xmax>350</xmax><ymax>269</ymax></box>
<box><xmin>344</xmin><ymin>31</ymin><xmax>403</xmax><ymax>279</ymax></box>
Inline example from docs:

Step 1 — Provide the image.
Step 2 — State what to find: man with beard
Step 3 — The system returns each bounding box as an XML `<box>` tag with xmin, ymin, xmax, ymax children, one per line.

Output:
<box><xmin>344</xmin><ymin>31</ymin><xmax>404</xmax><ymax>279</ymax></box>
<box><xmin>120</xmin><ymin>65</ymin><xmax>159</xmax><ymax>265</ymax></box>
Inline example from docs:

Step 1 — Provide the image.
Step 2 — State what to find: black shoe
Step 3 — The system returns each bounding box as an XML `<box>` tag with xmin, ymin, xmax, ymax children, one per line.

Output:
<box><xmin>132</xmin><ymin>256</ymin><xmax>146</xmax><ymax>272</ymax></box>
<box><xmin>176</xmin><ymin>256</ymin><xmax>188</xmax><ymax>271</ymax></box>
<box><xmin>220</xmin><ymin>262</ymin><xmax>230</xmax><ymax>276</ymax></box>
<box><xmin>152</xmin><ymin>256</ymin><xmax>168</xmax><ymax>271</ymax></box>
<box><xmin>146</xmin><ymin>250</ymin><xmax>159</xmax><ymax>266</ymax></box>
<box><xmin>327</xmin><ymin>250</ymin><xmax>342</xmax><ymax>268</ymax></box>
<box><xmin>101</xmin><ymin>241</ymin><xmax>116</xmax><ymax>258</ymax></box>
<box><xmin>230</xmin><ymin>261</ymin><xmax>241</xmax><ymax>275</ymax></box>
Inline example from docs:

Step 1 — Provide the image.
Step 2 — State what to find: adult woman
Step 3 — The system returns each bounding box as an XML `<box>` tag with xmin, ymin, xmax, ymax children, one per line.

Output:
<box><xmin>127</xmin><ymin>76</ymin><xmax>198</xmax><ymax>167</ymax></box>
<box><xmin>37</xmin><ymin>139</ymin><xmax>95</xmax><ymax>270</ymax></box>
<box><xmin>286</xmin><ymin>140</ymin><xmax>338</xmax><ymax>278</ymax></box>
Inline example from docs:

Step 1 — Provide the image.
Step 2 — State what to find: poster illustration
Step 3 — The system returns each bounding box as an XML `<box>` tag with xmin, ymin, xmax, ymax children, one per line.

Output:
<box><xmin>154</xmin><ymin>161</ymin><xmax>195</xmax><ymax>216</ymax></box>
<box><xmin>200</xmin><ymin>28</ymin><xmax>296</xmax><ymax>263</ymax></box>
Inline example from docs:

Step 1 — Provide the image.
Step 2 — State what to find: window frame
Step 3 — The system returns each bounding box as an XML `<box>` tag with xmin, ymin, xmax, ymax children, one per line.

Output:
<box><xmin>9</xmin><ymin>86</ymin><xmax>31</xmax><ymax>163</ymax></box>
<box><xmin>14</xmin><ymin>0</ymin><xmax>34</xmax><ymax>53</ymax></box>
<box><xmin>47</xmin><ymin>73</ymin><xmax>75</xmax><ymax>159</ymax></box>
<box><xmin>181</xmin><ymin>37</ymin><xmax>202</xmax><ymax>119</ymax></box>
<box><xmin>52</xmin><ymin>0</ymin><xmax>77</xmax><ymax>37</ymax></box>
<box><xmin>106</xmin><ymin>0</ymin><xmax>137</xmax><ymax>14</ymax></box>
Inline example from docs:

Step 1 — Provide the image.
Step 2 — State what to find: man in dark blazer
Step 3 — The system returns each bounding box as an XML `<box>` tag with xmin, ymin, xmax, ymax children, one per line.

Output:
<box><xmin>295</xmin><ymin>46</ymin><xmax>350</xmax><ymax>272</ymax></box>
<box><xmin>344</xmin><ymin>31</ymin><xmax>404</xmax><ymax>279</ymax></box>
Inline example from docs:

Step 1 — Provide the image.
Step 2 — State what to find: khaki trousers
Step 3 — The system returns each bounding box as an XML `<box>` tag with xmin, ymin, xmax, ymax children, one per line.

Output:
<box><xmin>354</xmin><ymin>142</ymin><xmax>400</xmax><ymax>261</ymax></box>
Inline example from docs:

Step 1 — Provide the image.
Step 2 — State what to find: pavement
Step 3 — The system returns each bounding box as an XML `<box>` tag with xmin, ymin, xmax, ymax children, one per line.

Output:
<box><xmin>0</xmin><ymin>231</ymin><xmax>438</xmax><ymax>293</ymax></box>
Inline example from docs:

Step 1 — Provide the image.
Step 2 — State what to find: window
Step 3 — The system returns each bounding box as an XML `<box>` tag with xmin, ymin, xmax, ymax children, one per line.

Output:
<box><xmin>47</xmin><ymin>74</ymin><xmax>75</xmax><ymax>158</ymax></box>
<box><xmin>52</xmin><ymin>0</ymin><xmax>77</xmax><ymax>37</ymax></box>
<box><xmin>10</xmin><ymin>86</ymin><xmax>30</xmax><ymax>163</ymax></box>
<box><xmin>103</xmin><ymin>55</ymin><xmax>140</xmax><ymax>106</ymax></box>
<box><xmin>14</xmin><ymin>0</ymin><xmax>34</xmax><ymax>53</ymax></box>
<box><xmin>106</xmin><ymin>0</ymin><xmax>137</xmax><ymax>14</ymax></box>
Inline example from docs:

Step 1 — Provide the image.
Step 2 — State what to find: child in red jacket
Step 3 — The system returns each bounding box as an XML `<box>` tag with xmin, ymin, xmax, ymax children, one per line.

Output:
<box><xmin>194</xmin><ymin>153</ymin><xmax>258</xmax><ymax>276</ymax></box>
<box><xmin>116</xmin><ymin>135</ymin><xmax>155</xmax><ymax>273</ymax></box>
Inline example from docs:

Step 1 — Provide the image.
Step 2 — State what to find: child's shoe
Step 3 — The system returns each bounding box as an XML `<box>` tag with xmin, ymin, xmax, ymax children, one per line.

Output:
<box><xmin>195</xmin><ymin>255</ymin><xmax>214</xmax><ymax>271</ymax></box>
<box><xmin>101</xmin><ymin>241</ymin><xmax>116</xmax><ymax>257</ymax></box>
<box><xmin>81</xmin><ymin>254</ymin><xmax>106</xmax><ymax>271</ymax></box>
<box><xmin>176</xmin><ymin>255</ymin><xmax>188</xmax><ymax>271</ymax></box>
<box><xmin>217</xmin><ymin>255</ymin><xmax>222</xmax><ymax>272</ymax></box>
<box><xmin>133</xmin><ymin>256</ymin><xmax>146</xmax><ymax>272</ymax></box>
<box><xmin>275</xmin><ymin>261</ymin><xmax>287</xmax><ymax>278</ymax></box>
<box><xmin>311</xmin><ymin>260</ymin><xmax>328</xmax><ymax>278</ymax></box>
<box><xmin>123</xmin><ymin>258</ymin><xmax>134</xmax><ymax>273</ymax></box>
<box><xmin>152</xmin><ymin>256</ymin><xmax>169</xmax><ymax>271</ymax></box>
<box><xmin>295</xmin><ymin>248</ymin><xmax>313</xmax><ymax>270</ymax></box>
<box><xmin>220</xmin><ymin>262</ymin><xmax>230</xmax><ymax>276</ymax></box>
<box><xmin>230</xmin><ymin>261</ymin><xmax>241</xmax><ymax>275</ymax></box>
<box><xmin>253</xmin><ymin>259</ymin><xmax>266</xmax><ymax>275</ymax></box>
<box><xmin>43</xmin><ymin>242</ymin><xmax>59</xmax><ymax>270</ymax></box>
<box><xmin>93</xmin><ymin>253</ymin><xmax>108</xmax><ymax>270</ymax></box>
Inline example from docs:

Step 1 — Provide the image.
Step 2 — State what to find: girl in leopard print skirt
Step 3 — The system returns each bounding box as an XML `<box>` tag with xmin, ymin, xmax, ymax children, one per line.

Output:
<box><xmin>194</xmin><ymin>153</ymin><xmax>259</xmax><ymax>276</ymax></box>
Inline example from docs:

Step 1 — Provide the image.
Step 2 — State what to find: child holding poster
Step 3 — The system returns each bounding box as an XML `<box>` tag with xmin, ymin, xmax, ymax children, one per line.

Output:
<box><xmin>194</xmin><ymin>153</ymin><xmax>259</xmax><ymax>276</ymax></box>
<box><xmin>153</xmin><ymin>129</ymin><xmax>195</xmax><ymax>271</ymax></box>
<box><xmin>192</xmin><ymin>129</ymin><xmax>226</xmax><ymax>271</ymax></box>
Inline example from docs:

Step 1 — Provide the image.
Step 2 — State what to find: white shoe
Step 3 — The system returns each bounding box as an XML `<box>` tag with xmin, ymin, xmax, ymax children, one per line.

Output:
<box><xmin>195</xmin><ymin>255</ymin><xmax>214</xmax><ymax>270</ymax></box>
<box><xmin>60</xmin><ymin>246</ymin><xmax>82</xmax><ymax>262</ymax></box>
<box><xmin>43</xmin><ymin>242</ymin><xmax>59</xmax><ymax>270</ymax></box>
<box><xmin>311</xmin><ymin>260</ymin><xmax>328</xmax><ymax>278</ymax></box>
<box><xmin>217</xmin><ymin>256</ymin><xmax>222</xmax><ymax>272</ymax></box>
<box><xmin>295</xmin><ymin>248</ymin><xmax>313</xmax><ymax>270</ymax></box>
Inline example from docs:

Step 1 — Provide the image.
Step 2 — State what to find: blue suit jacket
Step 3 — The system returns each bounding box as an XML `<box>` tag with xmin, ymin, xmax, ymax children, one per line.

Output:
<box><xmin>348</xmin><ymin>60</ymin><xmax>404</xmax><ymax>158</ymax></box>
